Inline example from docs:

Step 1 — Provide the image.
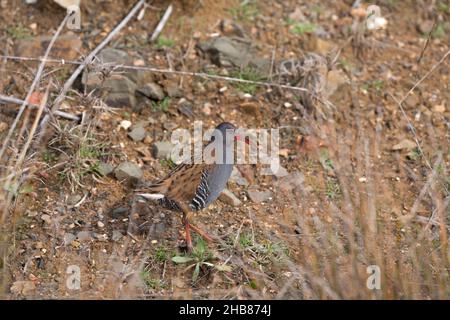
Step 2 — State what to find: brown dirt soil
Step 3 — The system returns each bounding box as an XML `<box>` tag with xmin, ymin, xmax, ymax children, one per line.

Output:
<box><xmin>0</xmin><ymin>0</ymin><xmax>449</xmax><ymax>299</ymax></box>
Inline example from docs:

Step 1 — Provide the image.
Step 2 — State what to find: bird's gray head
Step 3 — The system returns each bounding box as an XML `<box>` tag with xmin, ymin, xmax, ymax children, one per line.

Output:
<box><xmin>206</xmin><ymin>122</ymin><xmax>247</xmax><ymax>164</ymax></box>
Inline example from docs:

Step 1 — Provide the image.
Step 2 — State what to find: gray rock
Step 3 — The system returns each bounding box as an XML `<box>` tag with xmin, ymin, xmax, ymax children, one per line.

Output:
<box><xmin>163</xmin><ymin>122</ymin><xmax>178</xmax><ymax>131</ymax></box>
<box><xmin>276</xmin><ymin>171</ymin><xmax>305</xmax><ymax>193</ymax></box>
<box><xmin>230</xmin><ymin>167</ymin><xmax>249</xmax><ymax>186</ymax></box>
<box><xmin>247</xmin><ymin>188</ymin><xmax>273</xmax><ymax>203</ymax></box>
<box><xmin>219</xmin><ymin>189</ymin><xmax>242</xmax><ymax>206</ymax></box>
<box><xmin>128</xmin><ymin>126</ymin><xmax>146</xmax><ymax>142</ymax></box>
<box><xmin>112</xmin><ymin>230</ymin><xmax>123</xmax><ymax>242</ymax></box>
<box><xmin>151</xmin><ymin>141</ymin><xmax>174</xmax><ymax>159</ymax></box>
<box><xmin>197</xmin><ymin>36</ymin><xmax>270</xmax><ymax>74</ymax></box>
<box><xmin>77</xmin><ymin>231</ymin><xmax>93</xmax><ymax>242</ymax></box>
<box><xmin>137</xmin><ymin>82</ymin><xmax>166</xmax><ymax>101</ymax></box>
<box><xmin>63</xmin><ymin>233</ymin><xmax>76</xmax><ymax>246</ymax></box>
<box><xmin>98</xmin><ymin>162</ymin><xmax>114</xmax><ymax>176</ymax></box>
<box><xmin>165</xmin><ymin>83</ymin><xmax>183</xmax><ymax>98</ymax></box>
<box><xmin>177</xmin><ymin>100</ymin><xmax>194</xmax><ymax>118</ymax></box>
<box><xmin>110</xmin><ymin>207</ymin><xmax>128</xmax><ymax>219</ymax></box>
<box><xmin>40</xmin><ymin>214</ymin><xmax>52</xmax><ymax>224</ymax></box>
<box><xmin>114</xmin><ymin>162</ymin><xmax>143</xmax><ymax>183</ymax></box>
<box><xmin>103</xmin><ymin>75</ymin><xmax>138</xmax><ymax>108</ymax></box>
<box><xmin>67</xmin><ymin>194</ymin><xmax>82</xmax><ymax>206</ymax></box>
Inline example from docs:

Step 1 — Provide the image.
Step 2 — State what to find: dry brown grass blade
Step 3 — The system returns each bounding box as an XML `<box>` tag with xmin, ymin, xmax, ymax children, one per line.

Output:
<box><xmin>0</xmin><ymin>13</ymin><xmax>70</xmax><ymax>162</ymax></box>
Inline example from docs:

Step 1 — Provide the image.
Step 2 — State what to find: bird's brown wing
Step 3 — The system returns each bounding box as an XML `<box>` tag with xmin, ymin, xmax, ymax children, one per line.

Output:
<box><xmin>141</xmin><ymin>163</ymin><xmax>211</xmax><ymax>207</ymax></box>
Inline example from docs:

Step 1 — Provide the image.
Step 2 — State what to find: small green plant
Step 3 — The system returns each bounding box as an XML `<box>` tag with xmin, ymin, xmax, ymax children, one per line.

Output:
<box><xmin>140</xmin><ymin>269</ymin><xmax>165</xmax><ymax>289</ymax></box>
<box><xmin>231</xmin><ymin>68</ymin><xmax>266</xmax><ymax>94</ymax></box>
<box><xmin>325</xmin><ymin>178</ymin><xmax>341</xmax><ymax>200</ymax></box>
<box><xmin>154</xmin><ymin>246</ymin><xmax>168</xmax><ymax>263</ymax></box>
<box><xmin>172</xmin><ymin>236</ymin><xmax>231</xmax><ymax>283</ymax></box>
<box><xmin>407</xmin><ymin>147</ymin><xmax>422</xmax><ymax>161</ymax></box>
<box><xmin>432</xmin><ymin>23</ymin><xmax>446</xmax><ymax>38</ymax></box>
<box><xmin>228</xmin><ymin>1</ymin><xmax>259</xmax><ymax>21</ymax></box>
<box><xmin>159</xmin><ymin>158</ymin><xmax>176</xmax><ymax>169</ymax></box>
<box><xmin>362</xmin><ymin>79</ymin><xmax>384</xmax><ymax>93</ymax></box>
<box><xmin>239</xmin><ymin>233</ymin><xmax>253</xmax><ymax>248</ymax></box>
<box><xmin>151</xmin><ymin>97</ymin><xmax>171</xmax><ymax>112</ymax></box>
<box><xmin>48</xmin><ymin>122</ymin><xmax>109</xmax><ymax>191</ymax></box>
<box><xmin>155</xmin><ymin>37</ymin><xmax>175</xmax><ymax>49</ymax></box>
<box><xmin>437</xmin><ymin>2</ymin><xmax>450</xmax><ymax>13</ymax></box>
<box><xmin>290</xmin><ymin>22</ymin><xmax>316</xmax><ymax>35</ymax></box>
<box><xmin>6</xmin><ymin>24</ymin><xmax>31</xmax><ymax>39</ymax></box>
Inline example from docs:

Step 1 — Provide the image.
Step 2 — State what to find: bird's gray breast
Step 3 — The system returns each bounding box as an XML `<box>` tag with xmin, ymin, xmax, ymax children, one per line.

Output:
<box><xmin>189</xmin><ymin>164</ymin><xmax>233</xmax><ymax>211</ymax></box>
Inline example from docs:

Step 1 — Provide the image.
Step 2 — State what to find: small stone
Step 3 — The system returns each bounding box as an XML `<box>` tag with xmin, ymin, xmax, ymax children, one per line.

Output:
<box><xmin>63</xmin><ymin>233</ymin><xmax>76</xmax><ymax>246</ymax></box>
<box><xmin>10</xmin><ymin>281</ymin><xmax>35</xmax><ymax>296</ymax></box>
<box><xmin>97</xmin><ymin>221</ymin><xmax>105</xmax><ymax>228</ymax></box>
<box><xmin>0</xmin><ymin>122</ymin><xmax>8</xmax><ymax>133</ymax></box>
<box><xmin>112</xmin><ymin>230</ymin><xmax>123</xmax><ymax>242</ymax></box>
<box><xmin>128</xmin><ymin>126</ymin><xmax>146</xmax><ymax>142</ymax></box>
<box><xmin>77</xmin><ymin>231</ymin><xmax>92</xmax><ymax>242</ymax></box>
<box><xmin>133</xmin><ymin>59</ymin><xmax>145</xmax><ymax>66</ymax></box>
<box><xmin>163</xmin><ymin>122</ymin><xmax>178</xmax><ymax>131</ymax></box>
<box><xmin>202</xmin><ymin>103</ymin><xmax>212</xmax><ymax>115</ymax></box>
<box><xmin>219</xmin><ymin>86</ymin><xmax>228</xmax><ymax>93</ymax></box>
<box><xmin>404</xmin><ymin>94</ymin><xmax>420</xmax><ymax>108</ymax></box>
<box><xmin>165</xmin><ymin>83</ymin><xmax>183</xmax><ymax>98</ymax></box>
<box><xmin>432</xmin><ymin>104</ymin><xmax>445</xmax><ymax>113</ymax></box>
<box><xmin>284</xmin><ymin>102</ymin><xmax>292</xmax><ymax>108</ymax></box>
<box><xmin>137</xmin><ymin>82</ymin><xmax>165</xmax><ymax>101</ymax></box>
<box><xmin>67</xmin><ymin>194</ymin><xmax>82</xmax><ymax>206</ymax></box>
<box><xmin>98</xmin><ymin>162</ymin><xmax>114</xmax><ymax>176</ymax></box>
<box><xmin>273</xmin><ymin>165</ymin><xmax>288</xmax><ymax>177</ymax></box>
<box><xmin>40</xmin><ymin>214</ymin><xmax>51</xmax><ymax>224</ymax></box>
<box><xmin>359</xmin><ymin>177</ymin><xmax>367</xmax><ymax>183</ymax></box>
<box><xmin>392</xmin><ymin>139</ymin><xmax>416</xmax><ymax>151</ymax></box>
<box><xmin>152</xmin><ymin>141</ymin><xmax>174</xmax><ymax>159</ymax></box>
<box><xmin>114</xmin><ymin>162</ymin><xmax>143</xmax><ymax>182</ymax></box>
<box><xmin>177</xmin><ymin>99</ymin><xmax>194</xmax><ymax>118</ymax></box>
<box><xmin>94</xmin><ymin>233</ymin><xmax>108</xmax><ymax>241</ymax></box>
<box><xmin>219</xmin><ymin>189</ymin><xmax>242</xmax><ymax>206</ymax></box>
<box><xmin>110</xmin><ymin>207</ymin><xmax>128</xmax><ymax>219</ymax></box>
<box><xmin>247</xmin><ymin>188</ymin><xmax>273</xmax><ymax>203</ymax></box>
<box><xmin>229</xmin><ymin>167</ymin><xmax>249</xmax><ymax>186</ymax></box>
<box><xmin>418</xmin><ymin>20</ymin><xmax>434</xmax><ymax>34</ymax></box>
<box><xmin>120</xmin><ymin>120</ymin><xmax>132</xmax><ymax>130</ymax></box>
<box><xmin>277</xmin><ymin>171</ymin><xmax>305</xmax><ymax>193</ymax></box>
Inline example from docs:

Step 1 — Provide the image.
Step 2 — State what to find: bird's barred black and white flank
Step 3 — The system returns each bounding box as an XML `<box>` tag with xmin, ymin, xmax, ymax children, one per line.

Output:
<box><xmin>190</xmin><ymin>170</ymin><xmax>209</xmax><ymax>211</ymax></box>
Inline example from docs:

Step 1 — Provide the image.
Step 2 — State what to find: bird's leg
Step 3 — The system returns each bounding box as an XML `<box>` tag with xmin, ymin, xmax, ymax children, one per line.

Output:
<box><xmin>179</xmin><ymin>203</ymin><xmax>213</xmax><ymax>248</ymax></box>
<box><xmin>188</xmin><ymin>223</ymin><xmax>214</xmax><ymax>243</ymax></box>
<box><xmin>183</xmin><ymin>212</ymin><xmax>193</xmax><ymax>251</ymax></box>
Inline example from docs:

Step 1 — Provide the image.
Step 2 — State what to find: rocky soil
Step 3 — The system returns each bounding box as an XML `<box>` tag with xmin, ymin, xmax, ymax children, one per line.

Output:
<box><xmin>0</xmin><ymin>0</ymin><xmax>449</xmax><ymax>299</ymax></box>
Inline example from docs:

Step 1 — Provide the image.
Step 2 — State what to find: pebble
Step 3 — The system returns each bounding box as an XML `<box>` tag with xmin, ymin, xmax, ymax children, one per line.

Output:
<box><xmin>98</xmin><ymin>162</ymin><xmax>114</xmax><ymax>176</ymax></box>
<box><xmin>114</xmin><ymin>162</ymin><xmax>143</xmax><ymax>182</ymax></box>
<box><xmin>40</xmin><ymin>214</ymin><xmax>51</xmax><ymax>224</ymax></box>
<box><xmin>128</xmin><ymin>126</ymin><xmax>146</xmax><ymax>142</ymax></box>
<box><xmin>219</xmin><ymin>188</ymin><xmax>242</xmax><ymax>206</ymax></box>
<box><xmin>137</xmin><ymin>82</ymin><xmax>166</xmax><ymax>101</ymax></box>
<box><xmin>110</xmin><ymin>207</ymin><xmax>128</xmax><ymax>219</ymax></box>
<box><xmin>77</xmin><ymin>231</ymin><xmax>92</xmax><ymax>242</ymax></box>
<box><xmin>152</xmin><ymin>141</ymin><xmax>174</xmax><ymax>159</ymax></box>
<box><xmin>247</xmin><ymin>188</ymin><xmax>273</xmax><ymax>204</ymax></box>
<box><xmin>112</xmin><ymin>230</ymin><xmax>123</xmax><ymax>242</ymax></box>
<box><xmin>432</xmin><ymin>104</ymin><xmax>445</xmax><ymax>113</ymax></box>
<box><xmin>97</xmin><ymin>221</ymin><xmax>105</xmax><ymax>228</ymax></box>
<box><xmin>63</xmin><ymin>233</ymin><xmax>76</xmax><ymax>246</ymax></box>
<box><xmin>120</xmin><ymin>120</ymin><xmax>132</xmax><ymax>130</ymax></box>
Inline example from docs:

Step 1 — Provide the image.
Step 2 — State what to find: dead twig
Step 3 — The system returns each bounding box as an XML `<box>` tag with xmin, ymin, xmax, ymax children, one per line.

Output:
<box><xmin>37</xmin><ymin>0</ymin><xmax>147</xmax><ymax>142</ymax></box>
<box><xmin>0</xmin><ymin>13</ymin><xmax>71</xmax><ymax>162</ymax></box>
<box><xmin>149</xmin><ymin>4</ymin><xmax>173</xmax><ymax>42</ymax></box>
<box><xmin>0</xmin><ymin>94</ymin><xmax>80</xmax><ymax>121</ymax></box>
<box><xmin>0</xmin><ymin>55</ymin><xmax>310</xmax><ymax>93</ymax></box>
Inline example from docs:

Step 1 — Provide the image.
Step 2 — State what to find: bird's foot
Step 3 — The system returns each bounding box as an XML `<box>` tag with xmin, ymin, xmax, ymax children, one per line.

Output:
<box><xmin>189</xmin><ymin>223</ymin><xmax>214</xmax><ymax>244</ymax></box>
